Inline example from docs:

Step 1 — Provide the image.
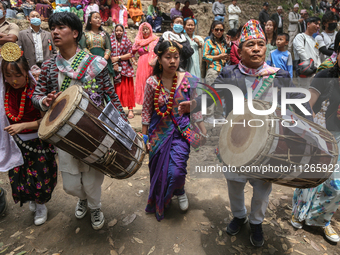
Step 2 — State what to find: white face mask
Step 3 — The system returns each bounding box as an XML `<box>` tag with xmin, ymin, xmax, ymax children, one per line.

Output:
<box><xmin>0</xmin><ymin>10</ymin><xmax>4</xmax><ymax>19</ymax></box>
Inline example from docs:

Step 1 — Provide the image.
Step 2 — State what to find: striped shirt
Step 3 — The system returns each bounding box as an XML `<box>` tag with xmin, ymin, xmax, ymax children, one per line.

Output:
<box><xmin>203</xmin><ymin>39</ymin><xmax>227</xmax><ymax>72</ymax></box>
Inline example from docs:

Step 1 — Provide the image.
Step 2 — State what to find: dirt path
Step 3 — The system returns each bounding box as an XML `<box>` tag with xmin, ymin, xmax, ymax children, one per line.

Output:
<box><xmin>1</xmin><ymin>109</ymin><xmax>340</xmax><ymax>255</ymax></box>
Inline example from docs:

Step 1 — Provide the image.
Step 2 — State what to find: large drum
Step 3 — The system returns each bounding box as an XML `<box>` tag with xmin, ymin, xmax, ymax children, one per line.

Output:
<box><xmin>39</xmin><ymin>85</ymin><xmax>146</xmax><ymax>179</ymax></box>
<box><xmin>219</xmin><ymin>100</ymin><xmax>338</xmax><ymax>188</ymax></box>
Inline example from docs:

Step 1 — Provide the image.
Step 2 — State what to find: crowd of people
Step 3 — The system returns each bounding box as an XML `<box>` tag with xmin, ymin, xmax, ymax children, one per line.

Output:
<box><xmin>0</xmin><ymin>0</ymin><xmax>339</xmax><ymax>251</ymax></box>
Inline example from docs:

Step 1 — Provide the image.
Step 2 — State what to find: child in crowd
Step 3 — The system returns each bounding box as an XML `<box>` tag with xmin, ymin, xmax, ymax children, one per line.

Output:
<box><xmin>2</xmin><ymin>43</ymin><xmax>57</xmax><ymax>226</ymax></box>
<box><xmin>266</xmin><ymin>33</ymin><xmax>293</xmax><ymax>78</ymax></box>
<box><xmin>30</xmin><ymin>65</ymin><xmax>41</xmax><ymax>82</ymax></box>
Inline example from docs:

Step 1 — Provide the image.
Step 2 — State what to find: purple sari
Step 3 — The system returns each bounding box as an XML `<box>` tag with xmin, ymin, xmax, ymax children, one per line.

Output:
<box><xmin>145</xmin><ymin>73</ymin><xmax>197</xmax><ymax>221</ymax></box>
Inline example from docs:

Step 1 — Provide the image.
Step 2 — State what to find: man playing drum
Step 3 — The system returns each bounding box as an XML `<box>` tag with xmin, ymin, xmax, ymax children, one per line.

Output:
<box><xmin>180</xmin><ymin>19</ymin><xmax>312</xmax><ymax>247</ymax></box>
<box><xmin>32</xmin><ymin>12</ymin><xmax>127</xmax><ymax>230</ymax></box>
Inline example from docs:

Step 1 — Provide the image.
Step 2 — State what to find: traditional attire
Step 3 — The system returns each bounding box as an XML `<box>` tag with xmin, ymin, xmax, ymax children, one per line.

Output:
<box><xmin>70</xmin><ymin>0</ymin><xmax>84</xmax><ymax>22</ymax></box>
<box><xmin>35</xmin><ymin>0</ymin><xmax>53</xmax><ymax>20</ymax></box>
<box><xmin>154</xmin><ymin>31</ymin><xmax>194</xmax><ymax>71</ymax></box>
<box><xmin>110</xmin><ymin>28</ymin><xmax>135</xmax><ymax>109</ymax></box>
<box><xmin>292</xmin><ymin>68</ymin><xmax>340</xmax><ymax>235</ymax></box>
<box><xmin>127</xmin><ymin>0</ymin><xmax>143</xmax><ymax>25</ymax></box>
<box><xmin>99</xmin><ymin>0</ymin><xmax>110</xmax><ymax>22</ymax></box>
<box><xmin>32</xmin><ymin>48</ymin><xmax>127</xmax><ymax>211</ymax></box>
<box><xmin>0</xmin><ymin>72</ymin><xmax>24</xmax><ymax>173</ymax></box>
<box><xmin>142</xmin><ymin>72</ymin><xmax>199</xmax><ymax>221</ymax></box>
<box><xmin>5</xmin><ymin>82</ymin><xmax>57</xmax><ymax>206</ymax></box>
<box><xmin>147</xmin><ymin>4</ymin><xmax>162</xmax><ymax>33</ymax></box>
<box><xmin>79</xmin><ymin>30</ymin><xmax>115</xmax><ymax>76</ymax></box>
<box><xmin>193</xmin><ymin>20</ymin><xmax>312</xmax><ymax>246</ymax></box>
<box><xmin>181</xmin><ymin>6</ymin><xmax>194</xmax><ymax>19</ymax></box>
<box><xmin>111</xmin><ymin>0</ymin><xmax>128</xmax><ymax>27</ymax></box>
<box><xmin>54</xmin><ymin>0</ymin><xmax>71</xmax><ymax>13</ymax></box>
<box><xmin>184</xmin><ymin>32</ymin><xmax>204</xmax><ymax>78</ymax></box>
<box><xmin>132</xmin><ymin>23</ymin><xmax>158</xmax><ymax>105</ymax></box>
<box><xmin>84</xmin><ymin>3</ymin><xmax>100</xmax><ymax>23</ymax></box>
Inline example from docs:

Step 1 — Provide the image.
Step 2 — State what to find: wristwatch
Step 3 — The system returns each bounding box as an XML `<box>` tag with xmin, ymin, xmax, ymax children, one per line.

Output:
<box><xmin>118</xmin><ymin>56</ymin><xmax>121</xmax><ymax>61</ymax></box>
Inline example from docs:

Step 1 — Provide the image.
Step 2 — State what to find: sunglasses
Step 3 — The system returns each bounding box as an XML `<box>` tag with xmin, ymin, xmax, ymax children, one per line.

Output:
<box><xmin>214</xmin><ymin>28</ymin><xmax>224</xmax><ymax>32</ymax></box>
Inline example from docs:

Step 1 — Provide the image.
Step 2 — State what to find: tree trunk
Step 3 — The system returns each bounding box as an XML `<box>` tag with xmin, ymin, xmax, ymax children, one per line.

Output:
<box><xmin>311</xmin><ymin>0</ymin><xmax>317</xmax><ymax>13</ymax></box>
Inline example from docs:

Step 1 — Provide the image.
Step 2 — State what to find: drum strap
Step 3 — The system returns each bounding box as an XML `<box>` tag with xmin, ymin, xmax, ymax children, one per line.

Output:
<box><xmin>254</xmin><ymin>73</ymin><xmax>277</xmax><ymax>99</ymax></box>
<box><xmin>60</xmin><ymin>51</ymin><xmax>87</xmax><ymax>91</ymax></box>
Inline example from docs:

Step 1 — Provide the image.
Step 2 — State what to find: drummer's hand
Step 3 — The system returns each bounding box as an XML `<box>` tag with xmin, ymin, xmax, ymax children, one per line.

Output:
<box><xmin>178</xmin><ymin>100</ymin><xmax>197</xmax><ymax>115</ymax></box>
<box><xmin>43</xmin><ymin>91</ymin><xmax>62</xmax><ymax>107</ymax></box>
<box><xmin>4</xmin><ymin>123</ymin><xmax>25</xmax><ymax>136</ymax></box>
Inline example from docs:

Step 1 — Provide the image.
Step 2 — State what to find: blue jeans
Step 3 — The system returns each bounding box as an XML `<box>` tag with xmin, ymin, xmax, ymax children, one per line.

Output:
<box><xmin>146</xmin><ymin>15</ymin><xmax>162</xmax><ymax>33</ymax></box>
<box><xmin>214</xmin><ymin>15</ymin><xmax>225</xmax><ymax>22</ymax></box>
<box><xmin>22</xmin><ymin>7</ymin><xmax>33</xmax><ymax>17</ymax></box>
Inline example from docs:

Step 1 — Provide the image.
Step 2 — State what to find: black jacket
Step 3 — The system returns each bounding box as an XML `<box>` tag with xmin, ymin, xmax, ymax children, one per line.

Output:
<box><xmin>154</xmin><ymin>36</ymin><xmax>194</xmax><ymax>70</ymax></box>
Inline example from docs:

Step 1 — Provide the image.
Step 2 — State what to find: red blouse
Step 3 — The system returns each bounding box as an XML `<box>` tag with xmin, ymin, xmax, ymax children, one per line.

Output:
<box><xmin>6</xmin><ymin>84</ymin><xmax>41</xmax><ymax>134</ymax></box>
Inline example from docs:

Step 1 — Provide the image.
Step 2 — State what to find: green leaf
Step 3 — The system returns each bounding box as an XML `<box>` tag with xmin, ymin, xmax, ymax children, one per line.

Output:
<box><xmin>15</xmin><ymin>252</ymin><xmax>27</xmax><ymax>255</ymax></box>
<box><xmin>0</xmin><ymin>247</ymin><xmax>8</xmax><ymax>254</ymax></box>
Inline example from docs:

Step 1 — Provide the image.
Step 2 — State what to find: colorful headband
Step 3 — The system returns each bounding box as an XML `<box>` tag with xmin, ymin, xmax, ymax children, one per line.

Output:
<box><xmin>0</xmin><ymin>42</ymin><xmax>23</xmax><ymax>62</ymax></box>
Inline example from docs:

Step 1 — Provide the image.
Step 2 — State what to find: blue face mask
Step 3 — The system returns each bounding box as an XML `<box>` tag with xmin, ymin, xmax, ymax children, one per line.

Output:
<box><xmin>0</xmin><ymin>10</ymin><xmax>4</xmax><ymax>19</ymax></box>
<box><xmin>173</xmin><ymin>24</ymin><xmax>184</xmax><ymax>33</ymax></box>
<box><xmin>30</xmin><ymin>17</ymin><xmax>42</xmax><ymax>26</ymax></box>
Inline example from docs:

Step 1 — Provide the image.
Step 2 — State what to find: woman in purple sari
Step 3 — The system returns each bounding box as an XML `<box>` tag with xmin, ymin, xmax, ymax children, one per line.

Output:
<box><xmin>141</xmin><ymin>41</ymin><xmax>206</xmax><ymax>221</ymax></box>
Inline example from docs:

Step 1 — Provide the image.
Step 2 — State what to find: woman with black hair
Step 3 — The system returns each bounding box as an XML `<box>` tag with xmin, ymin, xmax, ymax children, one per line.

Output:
<box><xmin>154</xmin><ymin>15</ymin><xmax>194</xmax><ymax>71</ymax></box>
<box><xmin>79</xmin><ymin>11</ymin><xmax>115</xmax><ymax>77</ymax></box>
<box><xmin>184</xmin><ymin>17</ymin><xmax>204</xmax><ymax>78</ymax></box>
<box><xmin>2</xmin><ymin>42</ymin><xmax>57</xmax><ymax>226</ymax></box>
<box><xmin>264</xmin><ymin>19</ymin><xmax>277</xmax><ymax>60</ymax></box>
<box><xmin>141</xmin><ymin>40</ymin><xmax>206</xmax><ymax>221</ymax></box>
<box><xmin>203</xmin><ymin>20</ymin><xmax>230</xmax><ymax>85</ymax></box>
<box><xmin>110</xmin><ymin>24</ymin><xmax>135</xmax><ymax>118</ymax></box>
<box><xmin>291</xmin><ymin>51</ymin><xmax>340</xmax><ymax>243</ymax></box>
<box><xmin>228</xmin><ymin>26</ymin><xmax>242</xmax><ymax>65</ymax></box>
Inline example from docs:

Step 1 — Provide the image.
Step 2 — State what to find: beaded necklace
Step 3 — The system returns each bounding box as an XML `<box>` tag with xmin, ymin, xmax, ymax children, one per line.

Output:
<box><xmin>4</xmin><ymin>84</ymin><xmax>28</xmax><ymax>122</ymax></box>
<box><xmin>154</xmin><ymin>73</ymin><xmax>177</xmax><ymax>117</ymax></box>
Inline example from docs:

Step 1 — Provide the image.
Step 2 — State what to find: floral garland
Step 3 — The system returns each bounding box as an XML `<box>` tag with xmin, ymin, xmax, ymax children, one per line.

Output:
<box><xmin>154</xmin><ymin>73</ymin><xmax>177</xmax><ymax>117</ymax></box>
<box><xmin>5</xmin><ymin>84</ymin><xmax>28</xmax><ymax>122</ymax></box>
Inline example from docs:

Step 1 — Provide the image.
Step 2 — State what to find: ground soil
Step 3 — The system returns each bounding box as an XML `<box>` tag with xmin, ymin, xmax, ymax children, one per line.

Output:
<box><xmin>1</xmin><ymin>107</ymin><xmax>340</xmax><ymax>255</ymax></box>
<box><xmin>2</xmin><ymin>1</ymin><xmax>340</xmax><ymax>254</ymax></box>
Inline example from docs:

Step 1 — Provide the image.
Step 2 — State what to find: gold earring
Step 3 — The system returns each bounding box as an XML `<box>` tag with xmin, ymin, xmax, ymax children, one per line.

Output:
<box><xmin>159</xmin><ymin>63</ymin><xmax>162</xmax><ymax>71</ymax></box>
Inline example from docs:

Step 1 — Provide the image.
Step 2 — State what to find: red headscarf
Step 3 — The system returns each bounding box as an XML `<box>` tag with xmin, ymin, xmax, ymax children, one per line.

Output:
<box><xmin>132</xmin><ymin>22</ymin><xmax>158</xmax><ymax>50</ymax></box>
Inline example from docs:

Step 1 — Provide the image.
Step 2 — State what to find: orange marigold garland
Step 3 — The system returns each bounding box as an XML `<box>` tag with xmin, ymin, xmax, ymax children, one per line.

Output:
<box><xmin>4</xmin><ymin>84</ymin><xmax>28</xmax><ymax>122</ymax></box>
<box><xmin>154</xmin><ymin>72</ymin><xmax>177</xmax><ymax>117</ymax></box>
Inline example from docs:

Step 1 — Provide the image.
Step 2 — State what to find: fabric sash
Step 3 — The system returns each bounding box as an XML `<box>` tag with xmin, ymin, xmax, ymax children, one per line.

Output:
<box><xmin>60</xmin><ymin>50</ymin><xmax>88</xmax><ymax>91</ymax></box>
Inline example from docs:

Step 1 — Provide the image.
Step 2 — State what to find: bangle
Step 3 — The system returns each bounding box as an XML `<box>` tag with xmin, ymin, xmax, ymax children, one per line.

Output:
<box><xmin>200</xmin><ymin>132</ymin><xmax>209</xmax><ymax>138</ymax></box>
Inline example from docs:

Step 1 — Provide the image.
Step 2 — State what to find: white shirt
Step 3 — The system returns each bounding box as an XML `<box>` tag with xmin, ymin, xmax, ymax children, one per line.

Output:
<box><xmin>31</xmin><ymin>27</ymin><xmax>43</xmax><ymax>63</ymax></box>
<box><xmin>293</xmin><ymin>33</ymin><xmax>321</xmax><ymax>68</ymax></box>
<box><xmin>228</xmin><ymin>4</ymin><xmax>241</xmax><ymax>21</ymax></box>
<box><xmin>315</xmin><ymin>31</ymin><xmax>337</xmax><ymax>63</ymax></box>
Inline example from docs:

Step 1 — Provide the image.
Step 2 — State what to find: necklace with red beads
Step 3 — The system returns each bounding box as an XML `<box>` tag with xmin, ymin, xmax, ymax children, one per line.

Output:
<box><xmin>4</xmin><ymin>84</ymin><xmax>28</xmax><ymax>122</ymax></box>
<box><xmin>154</xmin><ymin>72</ymin><xmax>177</xmax><ymax>117</ymax></box>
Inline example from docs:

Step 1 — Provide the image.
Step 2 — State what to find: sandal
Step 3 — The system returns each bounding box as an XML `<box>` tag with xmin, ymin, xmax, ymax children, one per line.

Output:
<box><xmin>128</xmin><ymin>110</ymin><xmax>134</xmax><ymax>119</ymax></box>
